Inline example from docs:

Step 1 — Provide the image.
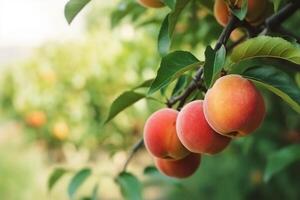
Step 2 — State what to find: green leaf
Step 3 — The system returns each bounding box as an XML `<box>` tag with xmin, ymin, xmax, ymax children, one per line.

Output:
<box><xmin>229</xmin><ymin>0</ymin><xmax>248</xmax><ymax>20</ymax></box>
<box><xmin>171</xmin><ymin>74</ymin><xmax>189</xmax><ymax>96</ymax></box>
<box><xmin>162</xmin><ymin>0</ymin><xmax>176</xmax><ymax>9</ymax></box>
<box><xmin>91</xmin><ymin>183</ymin><xmax>99</xmax><ymax>200</ymax></box>
<box><xmin>111</xmin><ymin>1</ymin><xmax>145</xmax><ymax>28</ymax></box>
<box><xmin>228</xmin><ymin>36</ymin><xmax>300</xmax><ymax>68</ymax></box>
<box><xmin>229</xmin><ymin>57</ymin><xmax>300</xmax><ymax>75</ymax></box>
<box><xmin>158</xmin><ymin>15</ymin><xmax>171</xmax><ymax>56</ymax></box>
<box><xmin>68</xmin><ymin>168</ymin><xmax>92</xmax><ymax>200</ymax></box>
<box><xmin>104</xmin><ymin>91</ymin><xmax>145</xmax><ymax>124</ymax></box>
<box><xmin>157</xmin><ymin>0</ymin><xmax>190</xmax><ymax>56</ymax></box>
<box><xmin>273</xmin><ymin>0</ymin><xmax>283</xmax><ymax>12</ymax></box>
<box><xmin>64</xmin><ymin>0</ymin><xmax>91</xmax><ymax>24</ymax></box>
<box><xmin>242</xmin><ymin>66</ymin><xmax>300</xmax><ymax>113</ymax></box>
<box><xmin>116</xmin><ymin>172</ymin><xmax>142</xmax><ymax>200</ymax></box>
<box><xmin>264</xmin><ymin>145</ymin><xmax>300</xmax><ymax>182</ymax></box>
<box><xmin>148</xmin><ymin>51</ymin><xmax>202</xmax><ymax>94</ymax></box>
<box><xmin>48</xmin><ymin>168</ymin><xmax>68</xmax><ymax>192</ymax></box>
<box><xmin>296</xmin><ymin>73</ymin><xmax>300</xmax><ymax>87</ymax></box>
<box><xmin>132</xmin><ymin>79</ymin><xmax>154</xmax><ymax>90</ymax></box>
<box><xmin>143</xmin><ymin>166</ymin><xmax>159</xmax><ymax>175</ymax></box>
<box><xmin>204</xmin><ymin>45</ymin><xmax>226</xmax><ymax>88</ymax></box>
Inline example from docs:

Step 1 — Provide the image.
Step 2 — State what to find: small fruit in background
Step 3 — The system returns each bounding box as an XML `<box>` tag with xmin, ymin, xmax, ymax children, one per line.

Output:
<box><xmin>137</xmin><ymin>0</ymin><xmax>165</xmax><ymax>8</ymax></box>
<box><xmin>230</xmin><ymin>28</ymin><xmax>245</xmax><ymax>42</ymax></box>
<box><xmin>176</xmin><ymin>100</ymin><xmax>231</xmax><ymax>155</ymax></box>
<box><xmin>204</xmin><ymin>75</ymin><xmax>265</xmax><ymax>137</ymax></box>
<box><xmin>25</xmin><ymin>111</ymin><xmax>47</xmax><ymax>128</ymax></box>
<box><xmin>155</xmin><ymin>153</ymin><xmax>201</xmax><ymax>178</ymax></box>
<box><xmin>285</xmin><ymin>130</ymin><xmax>300</xmax><ymax>143</ymax></box>
<box><xmin>52</xmin><ymin>121</ymin><xmax>69</xmax><ymax>141</ymax></box>
<box><xmin>39</xmin><ymin>68</ymin><xmax>57</xmax><ymax>84</ymax></box>
<box><xmin>214</xmin><ymin>0</ymin><xmax>269</xmax><ymax>27</ymax></box>
<box><xmin>144</xmin><ymin>108</ymin><xmax>190</xmax><ymax>160</ymax></box>
<box><xmin>250</xmin><ymin>169</ymin><xmax>263</xmax><ymax>185</ymax></box>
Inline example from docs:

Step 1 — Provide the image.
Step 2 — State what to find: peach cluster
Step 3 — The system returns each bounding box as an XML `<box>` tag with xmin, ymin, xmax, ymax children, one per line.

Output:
<box><xmin>144</xmin><ymin>75</ymin><xmax>265</xmax><ymax>178</ymax></box>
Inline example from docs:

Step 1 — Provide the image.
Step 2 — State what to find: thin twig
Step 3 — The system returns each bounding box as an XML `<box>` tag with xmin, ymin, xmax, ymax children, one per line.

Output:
<box><xmin>227</xmin><ymin>34</ymin><xmax>247</xmax><ymax>51</ymax></box>
<box><xmin>215</xmin><ymin>15</ymin><xmax>240</xmax><ymax>50</ymax></box>
<box><xmin>166</xmin><ymin>68</ymin><xmax>203</xmax><ymax>109</ymax></box>
<box><xmin>240</xmin><ymin>20</ymin><xmax>259</xmax><ymax>37</ymax></box>
<box><xmin>176</xmin><ymin>68</ymin><xmax>204</xmax><ymax>110</ymax></box>
<box><xmin>166</xmin><ymin>16</ymin><xmax>240</xmax><ymax>109</ymax></box>
<box><xmin>122</xmin><ymin>138</ymin><xmax>144</xmax><ymax>172</ymax></box>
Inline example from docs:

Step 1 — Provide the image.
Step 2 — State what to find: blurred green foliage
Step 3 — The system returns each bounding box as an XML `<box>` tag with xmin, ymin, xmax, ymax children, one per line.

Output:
<box><xmin>0</xmin><ymin>2</ymin><xmax>162</xmax><ymax>155</ymax></box>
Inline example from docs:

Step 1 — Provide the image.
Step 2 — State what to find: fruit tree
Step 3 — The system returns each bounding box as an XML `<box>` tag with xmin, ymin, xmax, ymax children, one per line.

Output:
<box><xmin>48</xmin><ymin>0</ymin><xmax>300</xmax><ymax>199</ymax></box>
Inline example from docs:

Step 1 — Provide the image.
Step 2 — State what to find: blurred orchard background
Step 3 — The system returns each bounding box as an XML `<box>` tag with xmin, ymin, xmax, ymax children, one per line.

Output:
<box><xmin>0</xmin><ymin>0</ymin><xmax>300</xmax><ymax>200</ymax></box>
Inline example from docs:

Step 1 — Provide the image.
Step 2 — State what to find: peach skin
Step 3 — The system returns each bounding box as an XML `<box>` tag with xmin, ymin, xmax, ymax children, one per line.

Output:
<box><xmin>176</xmin><ymin>100</ymin><xmax>231</xmax><ymax>154</ymax></box>
<box><xmin>144</xmin><ymin>108</ymin><xmax>190</xmax><ymax>160</ymax></box>
<box><xmin>230</xmin><ymin>28</ymin><xmax>245</xmax><ymax>42</ymax></box>
<box><xmin>137</xmin><ymin>0</ymin><xmax>165</xmax><ymax>8</ymax></box>
<box><xmin>155</xmin><ymin>153</ymin><xmax>201</xmax><ymax>178</ymax></box>
<box><xmin>214</xmin><ymin>0</ymin><xmax>230</xmax><ymax>27</ymax></box>
<box><xmin>203</xmin><ymin>75</ymin><xmax>265</xmax><ymax>137</ymax></box>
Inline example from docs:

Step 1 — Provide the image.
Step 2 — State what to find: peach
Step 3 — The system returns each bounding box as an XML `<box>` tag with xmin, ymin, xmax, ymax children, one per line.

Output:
<box><xmin>155</xmin><ymin>153</ymin><xmax>201</xmax><ymax>178</ymax></box>
<box><xmin>52</xmin><ymin>121</ymin><xmax>69</xmax><ymax>141</ymax></box>
<box><xmin>230</xmin><ymin>28</ymin><xmax>245</xmax><ymax>42</ymax></box>
<box><xmin>137</xmin><ymin>0</ymin><xmax>165</xmax><ymax>8</ymax></box>
<box><xmin>213</xmin><ymin>0</ymin><xmax>268</xmax><ymax>26</ymax></box>
<box><xmin>144</xmin><ymin>108</ymin><xmax>190</xmax><ymax>160</ymax></box>
<box><xmin>214</xmin><ymin>0</ymin><xmax>230</xmax><ymax>27</ymax></box>
<box><xmin>204</xmin><ymin>75</ymin><xmax>265</xmax><ymax>137</ymax></box>
<box><xmin>25</xmin><ymin>111</ymin><xmax>46</xmax><ymax>128</ymax></box>
<box><xmin>176</xmin><ymin>100</ymin><xmax>231</xmax><ymax>154</ymax></box>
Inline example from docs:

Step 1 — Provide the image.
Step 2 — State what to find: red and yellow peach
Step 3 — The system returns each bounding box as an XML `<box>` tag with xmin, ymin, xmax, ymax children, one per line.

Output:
<box><xmin>176</xmin><ymin>100</ymin><xmax>231</xmax><ymax>154</ymax></box>
<box><xmin>155</xmin><ymin>153</ymin><xmax>201</xmax><ymax>178</ymax></box>
<box><xmin>143</xmin><ymin>108</ymin><xmax>189</xmax><ymax>160</ymax></box>
<box><xmin>203</xmin><ymin>75</ymin><xmax>265</xmax><ymax>137</ymax></box>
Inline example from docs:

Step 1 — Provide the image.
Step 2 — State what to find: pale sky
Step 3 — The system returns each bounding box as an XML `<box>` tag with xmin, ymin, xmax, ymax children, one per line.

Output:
<box><xmin>0</xmin><ymin>0</ymin><xmax>85</xmax><ymax>47</ymax></box>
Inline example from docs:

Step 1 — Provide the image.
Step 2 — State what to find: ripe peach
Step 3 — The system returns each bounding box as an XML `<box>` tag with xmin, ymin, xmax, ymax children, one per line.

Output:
<box><xmin>52</xmin><ymin>121</ymin><xmax>69</xmax><ymax>141</ymax></box>
<box><xmin>137</xmin><ymin>0</ymin><xmax>165</xmax><ymax>8</ymax></box>
<box><xmin>155</xmin><ymin>153</ymin><xmax>201</xmax><ymax>178</ymax></box>
<box><xmin>204</xmin><ymin>75</ymin><xmax>265</xmax><ymax>137</ymax></box>
<box><xmin>176</xmin><ymin>100</ymin><xmax>231</xmax><ymax>154</ymax></box>
<box><xmin>25</xmin><ymin>111</ymin><xmax>46</xmax><ymax>128</ymax></box>
<box><xmin>144</xmin><ymin>108</ymin><xmax>189</xmax><ymax>160</ymax></box>
<box><xmin>213</xmin><ymin>0</ymin><xmax>268</xmax><ymax>26</ymax></box>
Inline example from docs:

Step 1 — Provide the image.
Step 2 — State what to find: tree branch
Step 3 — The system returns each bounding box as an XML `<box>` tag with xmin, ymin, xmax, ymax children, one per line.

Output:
<box><xmin>122</xmin><ymin>138</ymin><xmax>144</xmax><ymax>172</ymax></box>
<box><xmin>121</xmin><ymin>1</ymin><xmax>300</xmax><ymax>172</ymax></box>
<box><xmin>215</xmin><ymin>15</ymin><xmax>240</xmax><ymax>50</ymax></box>
<box><xmin>166</xmin><ymin>16</ymin><xmax>240</xmax><ymax>110</ymax></box>
<box><xmin>265</xmin><ymin>1</ymin><xmax>300</xmax><ymax>31</ymax></box>
<box><xmin>166</xmin><ymin>68</ymin><xmax>203</xmax><ymax>109</ymax></box>
<box><xmin>176</xmin><ymin>68</ymin><xmax>204</xmax><ymax>110</ymax></box>
<box><xmin>227</xmin><ymin>34</ymin><xmax>247</xmax><ymax>51</ymax></box>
